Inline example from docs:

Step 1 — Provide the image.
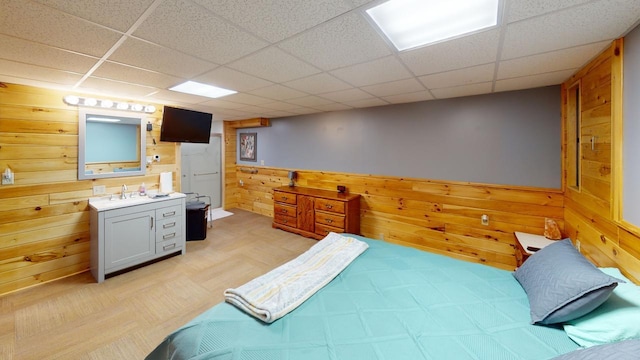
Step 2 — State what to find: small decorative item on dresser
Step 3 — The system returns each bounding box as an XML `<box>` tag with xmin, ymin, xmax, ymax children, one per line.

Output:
<box><xmin>337</xmin><ymin>185</ymin><xmax>346</xmax><ymax>193</ymax></box>
<box><xmin>514</xmin><ymin>231</ymin><xmax>557</xmax><ymax>267</ymax></box>
<box><xmin>287</xmin><ymin>171</ymin><xmax>297</xmax><ymax>187</ymax></box>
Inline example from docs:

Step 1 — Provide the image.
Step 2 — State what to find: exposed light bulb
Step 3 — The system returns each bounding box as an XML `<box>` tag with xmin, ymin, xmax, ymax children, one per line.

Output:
<box><xmin>116</xmin><ymin>102</ymin><xmax>129</xmax><ymax>110</ymax></box>
<box><xmin>84</xmin><ymin>98</ymin><xmax>98</xmax><ymax>106</ymax></box>
<box><xmin>63</xmin><ymin>95</ymin><xmax>80</xmax><ymax>105</ymax></box>
<box><xmin>100</xmin><ymin>99</ymin><xmax>114</xmax><ymax>108</ymax></box>
<box><xmin>144</xmin><ymin>105</ymin><xmax>156</xmax><ymax>113</ymax></box>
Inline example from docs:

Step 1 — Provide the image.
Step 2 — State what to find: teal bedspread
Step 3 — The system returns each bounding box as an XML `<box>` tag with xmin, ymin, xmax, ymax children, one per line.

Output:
<box><xmin>147</xmin><ymin>235</ymin><xmax>579</xmax><ymax>360</ymax></box>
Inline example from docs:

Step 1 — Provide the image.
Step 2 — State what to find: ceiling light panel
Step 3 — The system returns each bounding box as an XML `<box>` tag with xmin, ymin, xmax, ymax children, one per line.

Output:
<box><xmin>366</xmin><ymin>0</ymin><xmax>502</xmax><ymax>51</ymax></box>
<box><xmin>169</xmin><ymin>81</ymin><xmax>237</xmax><ymax>99</ymax></box>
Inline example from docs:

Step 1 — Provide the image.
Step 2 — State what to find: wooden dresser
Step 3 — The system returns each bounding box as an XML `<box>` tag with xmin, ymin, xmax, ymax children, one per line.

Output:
<box><xmin>272</xmin><ymin>186</ymin><xmax>360</xmax><ymax>240</ymax></box>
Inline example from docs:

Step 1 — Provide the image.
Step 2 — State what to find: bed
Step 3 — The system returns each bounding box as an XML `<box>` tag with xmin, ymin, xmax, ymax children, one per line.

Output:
<box><xmin>147</xmin><ymin>234</ymin><xmax>640</xmax><ymax>360</ymax></box>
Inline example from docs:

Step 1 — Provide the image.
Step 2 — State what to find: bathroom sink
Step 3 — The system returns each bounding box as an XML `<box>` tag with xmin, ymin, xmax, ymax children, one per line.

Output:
<box><xmin>89</xmin><ymin>192</ymin><xmax>185</xmax><ymax>211</ymax></box>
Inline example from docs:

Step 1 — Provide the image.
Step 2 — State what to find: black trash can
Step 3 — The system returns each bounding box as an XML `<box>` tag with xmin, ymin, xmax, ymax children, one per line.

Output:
<box><xmin>186</xmin><ymin>201</ymin><xmax>209</xmax><ymax>241</ymax></box>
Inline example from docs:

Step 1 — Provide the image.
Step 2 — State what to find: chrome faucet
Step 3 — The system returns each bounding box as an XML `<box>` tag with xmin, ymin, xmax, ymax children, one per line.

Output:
<box><xmin>120</xmin><ymin>184</ymin><xmax>128</xmax><ymax>199</ymax></box>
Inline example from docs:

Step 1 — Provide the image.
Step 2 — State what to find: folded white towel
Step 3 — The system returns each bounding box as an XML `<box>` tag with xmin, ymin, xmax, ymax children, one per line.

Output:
<box><xmin>224</xmin><ymin>232</ymin><xmax>368</xmax><ymax>323</ymax></box>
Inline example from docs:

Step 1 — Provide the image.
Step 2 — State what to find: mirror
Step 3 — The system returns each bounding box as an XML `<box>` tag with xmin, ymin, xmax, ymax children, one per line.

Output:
<box><xmin>78</xmin><ymin>109</ymin><xmax>146</xmax><ymax>180</ymax></box>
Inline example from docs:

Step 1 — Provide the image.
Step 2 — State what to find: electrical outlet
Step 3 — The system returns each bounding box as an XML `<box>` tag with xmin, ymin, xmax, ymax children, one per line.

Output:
<box><xmin>481</xmin><ymin>214</ymin><xmax>489</xmax><ymax>226</ymax></box>
<box><xmin>380</xmin><ymin>233</ymin><xmax>384</xmax><ymax>240</ymax></box>
<box><xmin>93</xmin><ymin>185</ymin><xmax>106</xmax><ymax>195</ymax></box>
<box><xmin>575</xmin><ymin>239</ymin><xmax>581</xmax><ymax>252</ymax></box>
<box><xmin>260</xmin><ymin>160</ymin><xmax>264</xmax><ymax>165</ymax></box>
<box><xmin>239</xmin><ymin>179</ymin><xmax>244</xmax><ymax>186</ymax></box>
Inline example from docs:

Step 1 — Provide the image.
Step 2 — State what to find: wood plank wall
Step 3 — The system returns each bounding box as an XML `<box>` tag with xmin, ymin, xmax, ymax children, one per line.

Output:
<box><xmin>562</xmin><ymin>40</ymin><xmax>640</xmax><ymax>283</ymax></box>
<box><xmin>227</xmin><ymin>167</ymin><xmax>564</xmax><ymax>271</ymax></box>
<box><xmin>0</xmin><ymin>82</ymin><xmax>180</xmax><ymax>295</ymax></box>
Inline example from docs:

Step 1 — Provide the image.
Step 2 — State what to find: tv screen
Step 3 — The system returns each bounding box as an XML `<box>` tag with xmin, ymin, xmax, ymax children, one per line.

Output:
<box><xmin>160</xmin><ymin>106</ymin><xmax>212</xmax><ymax>143</ymax></box>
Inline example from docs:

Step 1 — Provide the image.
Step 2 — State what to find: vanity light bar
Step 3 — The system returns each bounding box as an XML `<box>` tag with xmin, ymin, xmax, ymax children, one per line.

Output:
<box><xmin>63</xmin><ymin>95</ymin><xmax>156</xmax><ymax>114</ymax></box>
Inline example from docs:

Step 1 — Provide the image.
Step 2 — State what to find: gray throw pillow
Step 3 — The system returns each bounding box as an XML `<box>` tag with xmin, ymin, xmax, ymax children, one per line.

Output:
<box><xmin>513</xmin><ymin>239</ymin><xmax>621</xmax><ymax>324</ymax></box>
<box><xmin>551</xmin><ymin>339</ymin><xmax>640</xmax><ymax>360</ymax></box>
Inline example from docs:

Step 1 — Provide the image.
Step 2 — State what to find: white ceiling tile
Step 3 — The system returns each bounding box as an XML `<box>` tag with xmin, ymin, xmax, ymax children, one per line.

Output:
<box><xmin>199</xmin><ymin>99</ymin><xmax>246</xmax><ymax>110</ymax></box>
<box><xmin>498</xmin><ymin>41</ymin><xmax>610</xmax><ymax>80</ymax></box>
<box><xmin>195</xmin><ymin>67</ymin><xmax>273</xmax><ymax>92</ymax></box>
<box><xmin>309</xmin><ymin>103</ymin><xmax>354</xmax><ymax>112</ymax></box>
<box><xmin>0</xmin><ymin>59</ymin><xmax>82</xmax><ymax>86</ymax></box>
<box><xmin>228</xmin><ymin>47</ymin><xmax>320</xmax><ymax>83</ymax></box>
<box><xmin>260</xmin><ymin>101</ymin><xmax>306</xmax><ymax>111</ymax></box>
<box><xmin>150</xmin><ymin>89</ymin><xmax>211</xmax><ymax>104</ymax></box>
<box><xmin>0</xmin><ymin>35</ymin><xmax>98</xmax><ymax>73</ymax></box>
<box><xmin>287</xmin><ymin>107</ymin><xmax>322</xmax><ymax>115</ymax></box>
<box><xmin>110</xmin><ymin>37</ymin><xmax>218</xmax><ymax>78</ymax></box>
<box><xmin>494</xmin><ymin>69</ymin><xmax>576</xmax><ymax>92</ymax></box>
<box><xmin>361</xmin><ymin>78</ymin><xmax>426</xmax><ymax>97</ymax></box>
<box><xmin>248</xmin><ymin>85</ymin><xmax>307</xmax><ymax>101</ymax></box>
<box><xmin>264</xmin><ymin>110</ymin><xmax>298</xmax><ymax>118</ymax></box>
<box><xmin>399</xmin><ymin>29</ymin><xmax>501</xmax><ymax>76</ymax></box>
<box><xmin>431</xmin><ymin>82</ymin><xmax>494</xmax><ymax>99</ymax></box>
<box><xmin>320</xmin><ymin>88</ymin><xmax>373</xmax><ymax>102</ymax></box>
<box><xmin>502</xmin><ymin>1</ymin><xmax>640</xmax><ymax>59</ymax></box>
<box><xmin>34</xmin><ymin>0</ymin><xmax>156</xmax><ymax>32</ymax></box>
<box><xmin>279</xmin><ymin>12</ymin><xmax>392</xmax><ymax>70</ymax></box>
<box><xmin>342</xmin><ymin>98</ymin><xmax>388</xmax><ymax>108</ymax></box>
<box><xmin>93</xmin><ymin>62</ymin><xmax>182</xmax><ymax>89</ymax></box>
<box><xmin>507</xmin><ymin>0</ymin><xmax>593</xmax><ymax>23</ymax></box>
<box><xmin>286</xmin><ymin>96</ymin><xmax>335</xmax><ymax>107</ymax></box>
<box><xmin>330</xmin><ymin>56</ymin><xmax>413</xmax><ymax>87</ymax></box>
<box><xmin>383</xmin><ymin>91</ymin><xmax>434</xmax><ymax>104</ymax></box>
<box><xmin>80</xmin><ymin>77</ymin><xmax>158</xmax><ymax>99</ymax></box>
<box><xmin>419</xmin><ymin>64</ymin><xmax>496</xmax><ymax>89</ymax></box>
<box><xmin>192</xmin><ymin>0</ymin><xmax>354</xmax><ymax>43</ymax></box>
<box><xmin>0</xmin><ymin>0</ymin><xmax>122</xmax><ymax>57</ymax></box>
<box><xmin>221</xmin><ymin>93</ymin><xmax>273</xmax><ymax>106</ymax></box>
<box><xmin>284</xmin><ymin>73</ymin><xmax>352</xmax><ymax>94</ymax></box>
<box><xmin>133</xmin><ymin>0</ymin><xmax>267</xmax><ymax>64</ymax></box>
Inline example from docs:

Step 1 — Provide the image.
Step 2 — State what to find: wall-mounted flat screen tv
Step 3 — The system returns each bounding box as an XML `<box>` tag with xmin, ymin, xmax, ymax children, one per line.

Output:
<box><xmin>160</xmin><ymin>106</ymin><xmax>212</xmax><ymax>143</ymax></box>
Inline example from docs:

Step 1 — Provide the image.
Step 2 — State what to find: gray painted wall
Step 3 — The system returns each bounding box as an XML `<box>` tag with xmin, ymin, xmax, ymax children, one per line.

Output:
<box><xmin>623</xmin><ymin>24</ymin><xmax>640</xmax><ymax>225</ymax></box>
<box><xmin>238</xmin><ymin>86</ymin><xmax>561</xmax><ymax>188</ymax></box>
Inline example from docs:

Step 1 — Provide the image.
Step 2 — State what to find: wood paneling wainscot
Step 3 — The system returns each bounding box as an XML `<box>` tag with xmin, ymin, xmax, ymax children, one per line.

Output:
<box><xmin>0</xmin><ymin>82</ymin><xmax>180</xmax><ymax>295</ymax></box>
<box><xmin>231</xmin><ymin>166</ymin><xmax>564</xmax><ymax>270</ymax></box>
<box><xmin>562</xmin><ymin>39</ymin><xmax>640</xmax><ymax>284</ymax></box>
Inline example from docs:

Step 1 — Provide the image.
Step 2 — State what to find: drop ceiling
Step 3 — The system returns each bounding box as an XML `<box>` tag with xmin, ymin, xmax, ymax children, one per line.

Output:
<box><xmin>1</xmin><ymin>0</ymin><xmax>639</xmax><ymax>120</ymax></box>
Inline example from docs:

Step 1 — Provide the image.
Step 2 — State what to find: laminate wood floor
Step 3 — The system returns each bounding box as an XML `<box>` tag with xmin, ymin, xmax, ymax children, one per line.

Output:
<box><xmin>1</xmin><ymin>209</ymin><xmax>316</xmax><ymax>360</ymax></box>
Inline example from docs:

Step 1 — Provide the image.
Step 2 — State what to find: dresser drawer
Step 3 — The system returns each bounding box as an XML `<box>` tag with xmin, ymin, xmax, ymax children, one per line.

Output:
<box><xmin>315</xmin><ymin>211</ymin><xmax>345</xmax><ymax>229</ymax></box>
<box><xmin>274</xmin><ymin>203</ymin><xmax>296</xmax><ymax>217</ymax></box>
<box><xmin>274</xmin><ymin>212</ymin><xmax>297</xmax><ymax>227</ymax></box>
<box><xmin>274</xmin><ymin>191</ymin><xmax>297</xmax><ymax>205</ymax></box>
<box><xmin>315</xmin><ymin>198</ymin><xmax>345</xmax><ymax>214</ymax></box>
<box><xmin>315</xmin><ymin>223</ymin><xmax>344</xmax><ymax>237</ymax></box>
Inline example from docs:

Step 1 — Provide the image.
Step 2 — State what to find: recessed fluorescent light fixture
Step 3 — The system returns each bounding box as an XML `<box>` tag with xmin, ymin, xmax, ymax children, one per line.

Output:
<box><xmin>169</xmin><ymin>81</ymin><xmax>237</xmax><ymax>99</ymax></box>
<box><xmin>366</xmin><ymin>0</ymin><xmax>501</xmax><ymax>51</ymax></box>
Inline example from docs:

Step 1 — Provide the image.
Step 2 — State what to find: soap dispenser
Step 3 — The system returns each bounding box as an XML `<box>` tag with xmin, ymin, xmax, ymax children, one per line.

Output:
<box><xmin>139</xmin><ymin>182</ymin><xmax>147</xmax><ymax>196</ymax></box>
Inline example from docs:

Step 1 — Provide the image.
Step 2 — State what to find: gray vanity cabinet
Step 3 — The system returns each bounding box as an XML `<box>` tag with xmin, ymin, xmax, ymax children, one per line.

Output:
<box><xmin>90</xmin><ymin>195</ymin><xmax>186</xmax><ymax>283</ymax></box>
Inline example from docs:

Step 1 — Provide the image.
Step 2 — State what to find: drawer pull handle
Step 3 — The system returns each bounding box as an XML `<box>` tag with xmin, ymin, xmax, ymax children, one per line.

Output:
<box><xmin>325</xmin><ymin>204</ymin><xmax>333</xmax><ymax>209</ymax></box>
<box><xmin>163</xmin><ymin>233</ymin><xmax>176</xmax><ymax>239</ymax></box>
<box><xmin>163</xmin><ymin>243</ymin><xmax>176</xmax><ymax>251</ymax></box>
<box><xmin>281</xmin><ymin>209</ymin><xmax>287</xmax><ymax>213</ymax></box>
<box><xmin>163</xmin><ymin>211</ymin><xmax>176</xmax><ymax>217</ymax></box>
<box><xmin>326</xmin><ymin>218</ymin><xmax>333</xmax><ymax>223</ymax></box>
<box><xmin>283</xmin><ymin>219</ymin><xmax>288</xmax><ymax>224</ymax></box>
<box><xmin>281</xmin><ymin>196</ymin><xmax>288</xmax><ymax>201</ymax></box>
<box><xmin>163</xmin><ymin>222</ymin><xmax>176</xmax><ymax>229</ymax></box>
<box><xmin>150</xmin><ymin>217</ymin><xmax>154</xmax><ymax>230</ymax></box>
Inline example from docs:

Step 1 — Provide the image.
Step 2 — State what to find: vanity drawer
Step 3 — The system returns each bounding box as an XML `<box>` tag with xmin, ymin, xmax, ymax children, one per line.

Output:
<box><xmin>156</xmin><ymin>238</ymin><xmax>182</xmax><ymax>255</ymax></box>
<box><xmin>274</xmin><ymin>212</ymin><xmax>296</xmax><ymax>227</ymax></box>
<box><xmin>156</xmin><ymin>218</ymin><xmax>182</xmax><ymax>242</ymax></box>
<box><xmin>274</xmin><ymin>191</ymin><xmax>297</xmax><ymax>205</ymax></box>
<box><xmin>156</xmin><ymin>204</ymin><xmax>182</xmax><ymax>219</ymax></box>
<box><xmin>315</xmin><ymin>198</ymin><xmax>345</xmax><ymax>214</ymax></box>
<box><xmin>315</xmin><ymin>211</ymin><xmax>345</xmax><ymax>229</ymax></box>
<box><xmin>274</xmin><ymin>203</ymin><xmax>296</xmax><ymax>217</ymax></box>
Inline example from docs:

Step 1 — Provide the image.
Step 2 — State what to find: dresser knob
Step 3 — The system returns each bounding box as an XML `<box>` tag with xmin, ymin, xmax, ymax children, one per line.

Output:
<box><xmin>326</xmin><ymin>218</ymin><xmax>333</xmax><ymax>223</ymax></box>
<box><xmin>325</xmin><ymin>204</ymin><xmax>332</xmax><ymax>209</ymax></box>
